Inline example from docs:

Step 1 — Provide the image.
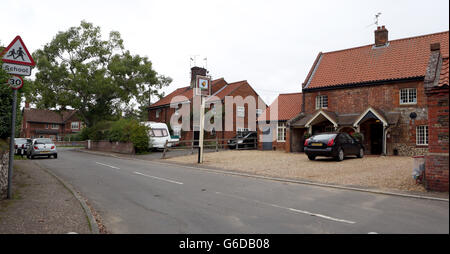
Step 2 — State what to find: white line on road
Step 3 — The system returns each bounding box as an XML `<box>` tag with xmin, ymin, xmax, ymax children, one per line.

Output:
<box><xmin>95</xmin><ymin>162</ymin><xmax>120</xmax><ymax>170</ymax></box>
<box><xmin>215</xmin><ymin>191</ymin><xmax>356</xmax><ymax>224</ymax></box>
<box><xmin>133</xmin><ymin>171</ymin><xmax>184</xmax><ymax>185</ymax></box>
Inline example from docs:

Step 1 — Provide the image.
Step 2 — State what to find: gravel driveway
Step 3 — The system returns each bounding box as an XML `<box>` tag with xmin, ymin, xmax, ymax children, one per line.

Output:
<box><xmin>166</xmin><ymin>150</ymin><xmax>430</xmax><ymax>193</ymax></box>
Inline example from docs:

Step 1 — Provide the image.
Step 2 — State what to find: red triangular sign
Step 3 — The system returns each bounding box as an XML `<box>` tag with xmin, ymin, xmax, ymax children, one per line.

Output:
<box><xmin>1</xmin><ymin>36</ymin><xmax>35</xmax><ymax>66</ymax></box>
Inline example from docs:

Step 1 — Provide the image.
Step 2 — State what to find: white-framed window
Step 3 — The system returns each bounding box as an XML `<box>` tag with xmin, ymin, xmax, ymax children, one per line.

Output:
<box><xmin>71</xmin><ymin>121</ymin><xmax>79</xmax><ymax>129</ymax></box>
<box><xmin>277</xmin><ymin>122</ymin><xmax>286</xmax><ymax>142</ymax></box>
<box><xmin>45</xmin><ymin>124</ymin><xmax>49</xmax><ymax>129</ymax></box>
<box><xmin>400</xmin><ymin>88</ymin><xmax>417</xmax><ymax>105</ymax></box>
<box><xmin>237</xmin><ymin>128</ymin><xmax>249</xmax><ymax>135</ymax></box>
<box><xmin>174</xmin><ymin>108</ymin><xmax>179</xmax><ymax>116</ymax></box>
<box><xmin>155</xmin><ymin>109</ymin><xmax>161</xmax><ymax>118</ymax></box>
<box><xmin>51</xmin><ymin>124</ymin><xmax>59</xmax><ymax>129</ymax></box>
<box><xmin>256</xmin><ymin>109</ymin><xmax>263</xmax><ymax>117</ymax></box>
<box><xmin>237</xmin><ymin>106</ymin><xmax>245</xmax><ymax>117</ymax></box>
<box><xmin>316</xmin><ymin>95</ymin><xmax>328</xmax><ymax>109</ymax></box>
<box><xmin>416</xmin><ymin>125</ymin><xmax>428</xmax><ymax>145</ymax></box>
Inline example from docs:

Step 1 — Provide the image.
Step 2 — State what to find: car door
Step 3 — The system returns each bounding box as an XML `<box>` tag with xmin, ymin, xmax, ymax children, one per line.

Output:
<box><xmin>343</xmin><ymin>133</ymin><xmax>357</xmax><ymax>154</ymax></box>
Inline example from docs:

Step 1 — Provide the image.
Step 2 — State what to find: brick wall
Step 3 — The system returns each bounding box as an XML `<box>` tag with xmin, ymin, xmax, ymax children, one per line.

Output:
<box><xmin>425</xmin><ymin>88</ymin><xmax>449</xmax><ymax>192</ymax></box>
<box><xmin>0</xmin><ymin>140</ymin><xmax>8</xmax><ymax>200</ymax></box>
<box><xmin>303</xmin><ymin>80</ymin><xmax>428</xmax><ymax>156</ymax></box>
<box><xmin>88</xmin><ymin>141</ymin><xmax>135</xmax><ymax>154</ymax></box>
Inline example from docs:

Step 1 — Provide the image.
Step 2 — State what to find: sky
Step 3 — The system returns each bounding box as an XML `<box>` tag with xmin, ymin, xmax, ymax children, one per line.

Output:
<box><xmin>1</xmin><ymin>0</ymin><xmax>449</xmax><ymax>106</ymax></box>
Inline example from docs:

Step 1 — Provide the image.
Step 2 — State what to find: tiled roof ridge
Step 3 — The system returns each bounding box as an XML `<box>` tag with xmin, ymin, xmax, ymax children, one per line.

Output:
<box><xmin>322</xmin><ymin>30</ymin><xmax>449</xmax><ymax>55</ymax></box>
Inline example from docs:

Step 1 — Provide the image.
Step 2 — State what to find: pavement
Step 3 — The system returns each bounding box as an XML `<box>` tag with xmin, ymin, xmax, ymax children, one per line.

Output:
<box><xmin>0</xmin><ymin>159</ymin><xmax>93</xmax><ymax>234</ymax></box>
<box><xmin>31</xmin><ymin>148</ymin><xmax>449</xmax><ymax>233</ymax></box>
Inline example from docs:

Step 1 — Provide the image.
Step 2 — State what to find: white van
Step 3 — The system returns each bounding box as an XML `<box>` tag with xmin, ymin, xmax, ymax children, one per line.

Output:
<box><xmin>140</xmin><ymin>121</ymin><xmax>174</xmax><ymax>149</ymax></box>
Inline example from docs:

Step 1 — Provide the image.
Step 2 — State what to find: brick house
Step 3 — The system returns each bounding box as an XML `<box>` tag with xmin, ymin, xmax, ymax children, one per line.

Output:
<box><xmin>148</xmin><ymin>67</ymin><xmax>267</xmax><ymax>143</ymax></box>
<box><xmin>257</xmin><ymin>93</ymin><xmax>302</xmax><ymax>151</ymax></box>
<box><xmin>287</xmin><ymin>27</ymin><xmax>448</xmax><ymax>156</ymax></box>
<box><xmin>21</xmin><ymin>103</ymin><xmax>84</xmax><ymax>141</ymax></box>
<box><xmin>423</xmin><ymin>42</ymin><xmax>449</xmax><ymax>191</ymax></box>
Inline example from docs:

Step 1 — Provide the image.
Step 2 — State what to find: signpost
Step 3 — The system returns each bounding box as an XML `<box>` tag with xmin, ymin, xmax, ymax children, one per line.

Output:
<box><xmin>1</xmin><ymin>35</ymin><xmax>35</xmax><ymax>199</ymax></box>
<box><xmin>195</xmin><ymin>75</ymin><xmax>211</xmax><ymax>163</ymax></box>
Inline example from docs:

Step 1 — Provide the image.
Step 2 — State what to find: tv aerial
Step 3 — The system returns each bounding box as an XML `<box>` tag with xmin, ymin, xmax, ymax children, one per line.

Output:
<box><xmin>366</xmin><ymin>12</ymin><xmax>382</xmax><ymax>28</ymax></box>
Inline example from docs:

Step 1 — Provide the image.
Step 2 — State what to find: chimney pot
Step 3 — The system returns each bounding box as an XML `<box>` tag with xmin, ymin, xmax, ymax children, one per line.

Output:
<box><xmin>374</xmin><ymin>26</ymin><xmax>388</xmax><ymax>47</ymax></box>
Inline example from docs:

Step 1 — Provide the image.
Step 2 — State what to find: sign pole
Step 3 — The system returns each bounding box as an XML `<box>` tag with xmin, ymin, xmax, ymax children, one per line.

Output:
<box><xmin>199</xmin><ymin>96</ymin><xmax>205</xmax><ymax>163</ymax></box>
<box><xmin>7</xmin><ymin>89</ymin><xmax>17</xmax><ymax>199</ymax></box>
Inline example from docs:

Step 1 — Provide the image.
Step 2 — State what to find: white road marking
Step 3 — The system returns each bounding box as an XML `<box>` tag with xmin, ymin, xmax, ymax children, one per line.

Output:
<box><xmin>95</xmin><ymin>162</ymin><xmax>120</xmax><ymax>170</ymax></box>
<box><xmin>215</xmin><ymin>191</ymin><xmax>356</xmax><ymax>224</ymax></box>
<box><xmin>133</xmin><ymin>171</ymin><xmax>184</xmax><ymax>185</ymax></box>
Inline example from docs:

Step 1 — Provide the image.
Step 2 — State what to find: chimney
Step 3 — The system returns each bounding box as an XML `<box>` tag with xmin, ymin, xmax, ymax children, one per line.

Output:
<box><xmin>190</xmin><ymin>66</ymin><xmax>207</xmax><ymax>88</ymax></box>
<box><xmin>374</xmin><ymin>25</ymin><xmax>388</xmax><ymax>47</ymax></box>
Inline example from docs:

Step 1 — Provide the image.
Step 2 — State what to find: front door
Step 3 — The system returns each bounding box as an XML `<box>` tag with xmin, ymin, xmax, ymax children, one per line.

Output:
<box><xmin>370</xmin><ymin>124</ymin><xmax>383</xmax><ymax>155</ymax></box>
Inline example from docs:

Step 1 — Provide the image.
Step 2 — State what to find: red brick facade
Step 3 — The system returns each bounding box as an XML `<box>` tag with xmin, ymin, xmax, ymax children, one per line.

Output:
<box><xmin>300</xmin><ymin>80</ymin><xmax>429</xmax><ymax>156</ymax></box>
<box><xmin>21</xmin><ymin>108</ymin><xmax>84</xmax><ymax>141</ymax></box>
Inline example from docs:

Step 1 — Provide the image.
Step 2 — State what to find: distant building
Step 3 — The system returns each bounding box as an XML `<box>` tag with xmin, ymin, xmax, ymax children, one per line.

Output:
<box><xmin>257</xmin><ymin>93</ymin><xmax>302</xmax><ymax>151</ymax></box>
<box><xmin>21</xmin><ymin>103</ymin><xmax>84</xmax><ymax>141</ymax></box>
<box><xmin>148</xmin><ymin>66</ymin><xmax>267</xmax><ymax>143</ymax></box>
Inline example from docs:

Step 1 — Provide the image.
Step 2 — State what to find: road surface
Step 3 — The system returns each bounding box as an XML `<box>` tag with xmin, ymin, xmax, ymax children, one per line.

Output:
<box><xmin>32</xmin><ymin>148</ymin><xmax>449</xmax><ymax>234</ymax></box>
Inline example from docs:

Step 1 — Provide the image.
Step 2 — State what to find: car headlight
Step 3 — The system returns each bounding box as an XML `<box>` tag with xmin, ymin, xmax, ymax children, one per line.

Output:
<box><xmin>237</xmin><ymin>140</ymin><xmax>243</xmax><ymax>144</ymax></box>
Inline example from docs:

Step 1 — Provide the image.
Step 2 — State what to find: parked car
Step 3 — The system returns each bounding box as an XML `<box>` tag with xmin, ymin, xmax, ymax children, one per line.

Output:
<box><xmin>140</xmin><ymin>121</ymin><xmax>173</xmax><ymax>149</ymax></box>
<box><xmin>304</xmin><ymin>132</ymin><xmax>364</xmax><ymax>161</ymax></box>
<box><xmin>14</xmin><ymin>138</ymin><xmax>28</xmax><ymax>156</ymax></box>
<box><xmin>227</xmin><ymin>131</ymin><xmax>257</xmax><ymax>149</ymax></box>
<box><xmin>26</xmin><ymin>138</ymin><xmax>58</xmax><ymax>159</ymax></box>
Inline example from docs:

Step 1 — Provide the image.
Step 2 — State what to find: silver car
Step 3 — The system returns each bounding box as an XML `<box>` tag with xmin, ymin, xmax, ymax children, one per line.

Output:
<box><xmin>27</xmin><ymin>138</ymin><xmax>58</xmax><ymax>159</ymax></box>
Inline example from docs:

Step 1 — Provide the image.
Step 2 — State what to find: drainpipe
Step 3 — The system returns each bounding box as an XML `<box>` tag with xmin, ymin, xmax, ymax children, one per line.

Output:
<box><xmin>382</xmin><ymin>125</ymin><xmax>388</xmax><ymax>156</ymax></box>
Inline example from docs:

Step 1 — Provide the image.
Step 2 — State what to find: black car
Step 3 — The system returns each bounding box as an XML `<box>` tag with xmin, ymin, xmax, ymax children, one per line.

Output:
<box><xmin>228</xmin><ymin>131</ymin><xmax>257</xmax><ymax>149</ymax></box>
<box><xmin>304</xmin><ymin>132</ymin><xmax>364</xmax><ymax>161</ymax></box>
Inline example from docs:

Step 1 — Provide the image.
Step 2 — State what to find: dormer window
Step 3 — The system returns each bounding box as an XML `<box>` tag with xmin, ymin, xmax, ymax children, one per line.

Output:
<box><xmin>316</xmin><ymin>95</ymin><xmax>328</xmax><ymax>109</ymax></box>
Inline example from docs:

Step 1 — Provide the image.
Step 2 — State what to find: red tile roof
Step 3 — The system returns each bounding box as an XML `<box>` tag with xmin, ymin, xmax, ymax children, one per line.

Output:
<box><xmin>258</xmin><ymin>92</ymin><xmax>302</xmax><ymax>122</ymax></box>
<box><xmin>439</xmin><ymin>57</ymin><xmax>449</xmax><ymax>87</ymax></box>
<box><xmin>24</xmin><ymin>108</ymin><xmax>78</xmax><ymax>124</ymax></box>
<box><xmin>208</xmin><ymin>80</ymin><xmax>248</xmax><ymax>101</ymax></box>
<box><xmin>304</xmin><ymin>31</ymin><xmax>449</xmax><ymax>89</ymax></box>
<box><xmin>150</xmin><ymin>78</ymin><xmax>227</xmax><ymax>108</ymax></box>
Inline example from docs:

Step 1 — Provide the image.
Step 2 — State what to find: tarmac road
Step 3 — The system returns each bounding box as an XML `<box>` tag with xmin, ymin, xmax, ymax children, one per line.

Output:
<box><xmin>32</xmin><ymin>148</ymin><xmax>449</xmax><ymax>234</ymax></box>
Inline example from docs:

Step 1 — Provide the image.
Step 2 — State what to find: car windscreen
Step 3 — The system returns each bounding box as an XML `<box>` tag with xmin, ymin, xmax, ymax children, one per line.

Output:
<box><xmin>310</xmin><ymin>134</ymin><xmax>337</xmax><ymax>142</ymax></box>
<box><xmin>151</xmin><ymin>128</ymin><xmax>168</xmax><ymax>137</ymax></box>
<box><xmin>35</xmin><ymin>138</ymin><xmax>53</xmax><ymax>144</ymax></box>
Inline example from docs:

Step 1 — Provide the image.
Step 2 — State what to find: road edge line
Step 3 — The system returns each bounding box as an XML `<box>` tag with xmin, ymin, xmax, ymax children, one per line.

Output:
<box><xmin>33</xmin><ymin>161</ymin><xmax>100</xmax><ymax>234</ymax></box>
<box><xmin>75</xmin><ymin>148</ymin><xmax>449</xmax><ymax>202</ymax></box>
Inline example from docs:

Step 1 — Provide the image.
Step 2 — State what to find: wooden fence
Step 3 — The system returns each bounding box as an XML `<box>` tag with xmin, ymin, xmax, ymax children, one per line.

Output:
<box><xmin>161</xmin><ymin>136</ymin><xmax>257</xmax><ymax>159</ymax></box>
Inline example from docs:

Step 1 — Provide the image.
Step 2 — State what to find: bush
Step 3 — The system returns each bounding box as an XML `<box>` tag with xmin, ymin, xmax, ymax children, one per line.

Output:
<box><xmin>64</xmin><ymin>133</ymin><xmax>83</xmax><ymax>141</ymax></box>
<box><xmin>108</xmin><ymin>119</ymin><xmax>149</xmax><ymax>153</ymax></box>
<box><xmin>83</xmin><ymin>119</ymin><xmax>149</xmax><ymax>153</ymax></box>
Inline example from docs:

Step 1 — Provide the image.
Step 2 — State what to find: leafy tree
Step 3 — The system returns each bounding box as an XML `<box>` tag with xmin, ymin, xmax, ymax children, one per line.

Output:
<box><xmin>30</xmin><ymin>20</ymin><xmax>171</xmax><ymax>127</ymax></box>
<box><xmin>0</xmin><ymin>58</ymin><xmax>29</xmax><ymax>139</ymax></box>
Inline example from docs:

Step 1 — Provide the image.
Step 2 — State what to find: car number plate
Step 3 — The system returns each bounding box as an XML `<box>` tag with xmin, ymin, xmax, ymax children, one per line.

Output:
<box><xmin>311</xmin><ymin>143</ymin><xmax>323</xmax><ymax>146</ymax></box>
<box><xmin>41</xmin><ymin>151</ymin><xmax>49</xmax><ymax>153</ymax></box>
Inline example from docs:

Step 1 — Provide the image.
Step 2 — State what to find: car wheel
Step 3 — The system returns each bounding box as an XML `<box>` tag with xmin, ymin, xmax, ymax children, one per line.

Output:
<box><xmin>30</xmin><ymin>155</ymin><xmax>34</xmax><ymax>160</ymax></box>
<box><xmin>308</xmin><ymin>155</ymin><xmax>316</xmax><ymax>161</ymax></box>
<box><xmin>357</xmin><ymin>148</ymin><xmax>364</xmax><ymax>158</ymax></box>
<box><xmin>336</xmin><ymin>148</ymin><xmax>344</xmax><ymax>161</ymax></box>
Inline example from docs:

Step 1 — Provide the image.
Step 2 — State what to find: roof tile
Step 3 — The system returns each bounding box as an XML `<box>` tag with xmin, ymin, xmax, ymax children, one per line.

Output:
<box><xmin>305</xmin><ymin>31</ymin><xmax>449</xmax><ymax>89</ymax></box>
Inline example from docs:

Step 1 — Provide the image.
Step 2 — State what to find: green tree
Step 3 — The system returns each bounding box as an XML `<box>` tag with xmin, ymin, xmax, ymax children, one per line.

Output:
<box><xmin>30</xmin><ymin>20</ymin><xmax>171</xmax><ymax>127</ymax></box>
<box><xmin>0</xmin><ymin>58</ymin><xmax>29</xmax><ymax>139</ymax></box>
